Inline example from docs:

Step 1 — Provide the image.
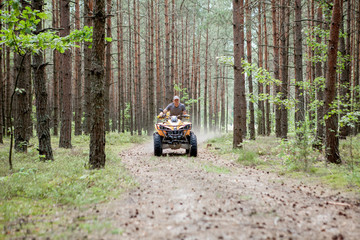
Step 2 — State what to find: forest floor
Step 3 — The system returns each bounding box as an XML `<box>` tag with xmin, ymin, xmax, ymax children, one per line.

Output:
<box><xmin>3</xmin><ymin>134</ymin><xmax>360</xmax><ymax>239</ymax></box>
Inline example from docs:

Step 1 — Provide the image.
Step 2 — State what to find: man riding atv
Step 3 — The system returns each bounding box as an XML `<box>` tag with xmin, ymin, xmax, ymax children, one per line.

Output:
<box><xmin>154</xmin><ymin>96</ymin><xmax>197</xmax><ymax>157</ymax></box>
<box><xmin>159</xmin><ymin>96</ymin><xmax>186</xmax><ymax>117</ymax></box>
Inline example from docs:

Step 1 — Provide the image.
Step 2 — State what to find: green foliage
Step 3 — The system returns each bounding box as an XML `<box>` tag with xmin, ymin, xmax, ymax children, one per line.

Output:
<box><xmin>0</xmin><ymin>132</ymin><xmax>147</xmax><ymax>228</ymax></box>
<box><xmin>173</xmin><ymin>84</ymin><xmax>200</xmax><ymax>106</ymax></box>
<box><xmin>0</xmin><ymin>0</ymin><xmax>93</xmax><ymax>54</ymax></box>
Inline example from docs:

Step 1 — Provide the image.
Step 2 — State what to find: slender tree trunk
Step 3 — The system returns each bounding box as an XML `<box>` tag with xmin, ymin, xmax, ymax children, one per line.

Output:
<box><xmin>164</xmin><ymin>0</ymin><xmax>171</xmax><ymax>104</ymax></box>
<box><xmin>170</xmin><ymin>0</ymin><xmax>176</xmax><ymax>98</ymax></box>
<box><xmin>315</xmin><ymin>6</ymin><xmax>324</xmax><ymax>149</ymax></box>
<box><xmin>52</xmin><ymin>0</ymin><xmax>59</xmax><ymax>136</ymax></box>
<box><xmin>117</xmin><ymin>0</ymin><xmax>125</xmax><ymax>133</ymax></box>
<box><xmin>196</xmin><ymin>33</ymin><xmax>201</xmax><ymax>128</ymax></box>
<box><xmin>74</xmin><ymin>0</ymin><xmax>82</xmax><ymax>136</ymax></box>
<box><xmin>136</xmin><ymin>0</ymin><xmax>142</xmax><ymax>135</ymax></box>
<box><xmin>128</xmin><ymin>0</ymin><xmax>133</xmax><ymax>135</ymax></box>
<box><xmin>279</xmin><ymin>0</ymin><xmax>289</xmax><ymax>139</ymax></box>
<box><xmin>325</xmin><ymin>0</ymin><xmax>342</xmax><ymax>164</ymax></box>
<box><xmin>246</xmin><ymin>0</ymin><xmax>255</xmax><ymax>140</ymax></box>
<box><xmin>355</xmin><ymin>0</ymin><xmax>360</xmax><ymax>134</ymax></box>
<box><xmin>14</xmin><ymin>53</ymin><xmax>31</xmax><ymax>152</ymax></box>
<box><xmin>89</xmin><ymin>0</ymin><xmax>106</xmax><ymax>169</ymax></box>
<box><xmin>5</xmin><ymin>46</ymin><xmax>11</xmax><ymax>137</ymax></box>
<box><xmin>155</xmin><ymin>1</ymin><xmax>162</xmax><ymax>112</ymax></box>
<box><xmin>59</xmin><ymin>0</ymin><xmax>72</xmax><ymax>148</ymax></box>
<box><xmin>0</xmin><ymin>5</ymin><xmax>3</xmax><ymax>144</ymax></box>
<box><xmin>257</xmin><ymin>0</ymin><xmax>265</xmax><ymax>136</ymax></box>
<box><xmin>220</xmin><ymin>66</ymin><xmax>226</xmax><ymax>132</ymax></box>
<box><xmin>83</xmin><ymin>0</ymin><xmax>93</xmax><ymax>135</ymax></box>
<box><xmin>339</xmin><ymin>0</ymin><xmax>351</xmax><ymax>138</ymax></box>
<box><xmin>204</xmin><ymin>0</ymin><xmax>209</xmax><ymax>132</ymax></box>
<box><xmin>263</xmin><ymin>1</ymin><xmax>271</xmax><ymax>136</ymax></box>
<box><xmin>147</xmin><ymin>0</ymin><xmax>155</xmax><ymax>136</ymax></box>
<box><xmin>32</xmin><ymin>0</ymin><xmax>53</xmax><ymax>160</ymax></box>
<box><xmin>272</xmin><ymin>0</ymin><xmax>281</xmax><ymax>138</ymax></box>
<box><xmin>104</xmin><ymin>0</ymin><xmax>112</xmax><ymax>132</ymax></box>
<box><xmin>294</xmin><ymin>0</ymin><xmax>305</xmax><ymax>134</ymax></box>
<box><xmin>233</xmin><ymin>0</ymin><xmax>246</xmax><ymax>148</ymax></box>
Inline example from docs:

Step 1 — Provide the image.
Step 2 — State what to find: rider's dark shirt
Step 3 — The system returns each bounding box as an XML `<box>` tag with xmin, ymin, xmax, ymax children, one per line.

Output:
<box><xmin>165</xmin><ymin>103</ymin><xmax>186</xmax><ymax>116</ymax></box>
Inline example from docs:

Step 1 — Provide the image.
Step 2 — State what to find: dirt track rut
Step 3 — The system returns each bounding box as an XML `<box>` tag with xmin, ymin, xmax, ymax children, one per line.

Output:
<box><xmin>92</xmin><ymin>142</ymin><xmax>360</xmax><ymax>240</ymax></box>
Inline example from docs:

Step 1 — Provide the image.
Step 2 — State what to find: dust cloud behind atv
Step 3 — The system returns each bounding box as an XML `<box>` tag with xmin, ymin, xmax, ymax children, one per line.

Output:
<box><xmin>153</xmin><ymin>112</ymin><xmax>197</xmax><ymax>157</ymax></box>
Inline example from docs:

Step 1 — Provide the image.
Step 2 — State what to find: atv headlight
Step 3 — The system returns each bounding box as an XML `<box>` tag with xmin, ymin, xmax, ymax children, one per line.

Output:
<box><xmin>159</xmin><ymin>125</ymin><xmax>169</xmax><ymax>130</ymax></box>
<box><xmin>182</xmin><ymin>124</ymin><xmax>192</xmax><ymax>130</ymax></box>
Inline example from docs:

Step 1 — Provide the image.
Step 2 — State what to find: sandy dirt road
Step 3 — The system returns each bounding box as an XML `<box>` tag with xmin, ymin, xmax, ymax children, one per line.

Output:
<box><xmin>87</xmin><ymin>141</ymin><xmax>360</xmax><ymax>240</ymax></box>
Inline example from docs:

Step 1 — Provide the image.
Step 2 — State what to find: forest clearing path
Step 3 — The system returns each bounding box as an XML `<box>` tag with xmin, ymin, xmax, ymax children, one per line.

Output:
<box><xmin>95</xmin><ymin>141</ymin><xmax>360</xmax><ymax>240</ymax></box>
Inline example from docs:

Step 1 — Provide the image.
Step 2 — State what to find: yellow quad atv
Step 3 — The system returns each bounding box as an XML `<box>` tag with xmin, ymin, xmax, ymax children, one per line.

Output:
<box><xmin>153</xmin><ymin>109</ymin><xmax>197</xmax><ymax>157</ymax></box>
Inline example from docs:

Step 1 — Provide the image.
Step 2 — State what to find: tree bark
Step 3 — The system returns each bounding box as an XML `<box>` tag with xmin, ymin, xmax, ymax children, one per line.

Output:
<box><xmin>164</xmin><ymin>0</ymin><xmax>171</xmax><ymax>104</ymax></box>
<box><xmin>104</xmin><ymin>0</ymin><xmax>112</xmax><ymax>132</ymax></box>
<box><xmin>74</xmin><ymin>0</ymin><xmax>82</xmax><ymax>136</ymax></box>
<box><xmin>117</xmin><ymin>0</ymin><xmax>125</xmax><ymax>133</ymax></box>
<box><xmin>52</xmin><ymin>0</ymin><xmax>59</xmax><ymax>136</ymax></box>
<box><xmin>272</xmin><ymin>0</ymin><xmax>281</xmax><ymax>138</ymax></box>
<box><xmin>339</xmin><ymin>0</ymin><xmax>351</xmax><ymax>138</ymax></box>
<box><xmin>14</xmin><ymin>53</ymin><xmax>31</xmax><ymax>152</ymax></box>
<box><xmin>315</xmin><ymin>6</ymin><xmax>324</xmax><ymax>149</ymax></box>
<box><xmin>280</xmin><ymin>0</ymin><xmax>289</xmax><ymax>140</ymax></box>
<box><xmin>89</xmin><ymin>0</ymin><xmax>106</xmax><ymax>169</ymax></box>
<box><xmin>257</xmin><ymin>0</ymin><xmax>265</xmax><ymax>136</ymax></box>
<box><xmin>83</xmin><ymin>0</ymin><xmax>93</xmax><ymax>135</ymax></box>
<box><xmin>246</xmin><ymin>0</ymin><xmax>255</xmax><ymax>140</ymax></box>
<box><xmin>263</xmin><ymin>1</ymin><xmax>271</xmax><ymax>136</ymax></box>
<box><xmin>59</xmin><ymin>0</ymin><xmax>72</xmax><ymax>148</ymax></box>
<box><xmin>233</xmin><ymin>0</ymin><xmax>245</xmax><ymax>148</ymax></box>
<box><xmin>147</xmin><ymin>0</ymin><xmax>155</xmax><ymax>135</ymax></box>
<box><xmin>294</xmin><ymin>0</ymin><xmax>305</xmax><ymax>133</ymax></box>
<box><xmin>32</xmin><ymin>0</ymin><xmax>54</xmax><ymax>160</ymax></box>
<box><xmin>324</xmin><ymin>0</ymin><xmax>342</xmax><ymax>164</ymax></box>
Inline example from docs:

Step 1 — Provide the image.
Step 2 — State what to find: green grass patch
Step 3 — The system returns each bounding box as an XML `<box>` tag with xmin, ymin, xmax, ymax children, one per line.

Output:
<box><xmin>202</xmin><ymin>163</ymin><xmax>231</xmax><ymax>174</ymax></box>
<box><xmin>0</xmin><ymin>132</ymin><xmax>148</xmax><ymax>238</ymax></box>
<box><xmin>207</xmin><ymin>133</ymin><xmax>360</xmax><ymax>192</ymax></box>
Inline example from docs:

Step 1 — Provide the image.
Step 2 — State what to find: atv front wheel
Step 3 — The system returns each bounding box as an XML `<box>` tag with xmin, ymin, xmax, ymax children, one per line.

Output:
<box><xmin>153</xmin><ymin>133</ymin><xmax>163</xmax><ymax>156</ymax></box>
<box><xmin>189</xmin><ymin>132</ymin><xmax>197</xmax><ymax>157</ymax></box>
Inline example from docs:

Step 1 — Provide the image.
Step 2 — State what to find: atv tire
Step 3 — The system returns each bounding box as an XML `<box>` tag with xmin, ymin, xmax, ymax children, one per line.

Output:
<box><xmin>154</xmin><ymin>133</ymin><xmax>163</xmax><ymax>156</ymax></box>
<box><xmin>189</xmin><ymin>132</ymin><xmax>197</xmax><ymax>157</ymax></box>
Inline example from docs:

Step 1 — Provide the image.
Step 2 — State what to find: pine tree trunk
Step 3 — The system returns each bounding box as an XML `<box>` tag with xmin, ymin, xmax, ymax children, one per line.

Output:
<box><xmin>263</xmin><ymin>1</ymin><xmax>271</xmax><ymax>136</ymax></box>
<box><xmin>257</xmin><ymin>0</ymin><xmax>265</xmax><ymax>136</ymax></box>
<box><xmin>147</xmin><ymin>0</ymin><xmax>155</xmax><ymax>135</ymax></box>
<box><xmin>52</xmin><ymin>0</ymin><xmax>59</xmax><ymax>136</ymax></box>
<box><xmin>164</xmin><ymin>0</ymin><xmax>171</xmax><ymax>104</ymax></box>
<box><xmin>137</xmin><ymin>2</ymin><xmax>142</xmax><ymax>135</ymax></box>
<box><xmin>74</xmin><ymin>0</ymin><xmax>82</xmax><ymax>136</ymax></box>
<box><xmin>128</xmin><ymin>0</ymin><xmax>133</xmax><ymax>135</ymax></box>
<box><xmin>279</xmin><ymin>0</ymin><xmax>289</xmax><ymax>140</ymax></box>
<box><xmin>294</xmin><ymin>0</ymin><xmax>305</xmax><ymax>133</ymax></box>
<box><xmin>246</xmin><ymin>0</ymin><xmax>255</xmax><ymax>140</ymax></box>
<box><xmin>233</xmin><ymin>0</ymin><xmax>245</xmax><ymax>148</ymax></box>
<box><xmin>14</xmin><ymin>17</ymin><xmax>31</xmax><ymax>153</ymax></box>
<box><xmin>272</xmin><ymin>0</ymin><xmax>281</xmax><ymax>138</ymax></box>
<box><xmin>83</xmin><ymin>0</ymin><xmax>93</xmax><ymax>135</ymax></box>
<box><xmin>220</xmin><ymin>66</ymin><xmax>226</xmax><ymax>132</ymax></box>
<box><xmin>105</xmin><ymin>0</ymin><xmax>112</xmax><ymax>132</ymax></box>
<box><xmin>5</xmin><ymin>46</ymin><xmax>11</xmax><ymax>137</ymax></box>
<box><xmin>315</xmin><ymin>6</ymin><xmax>324</xmax><ymax>148</ymax></box>
<box><xmin>59</xmin><ymin>0</ymin><xmax>72</xmax><ymax>148</ymax></box>
<box><xmin>325</xmin><ymin>0</ymin><xmax>342</xmax><ymax>164</ymax></box>
<box><xmin>117</xmin><ymin>0</ymin><xmax>125</xmax><ymax>133</ymax></box>
<box><xmin>0</xmin><ymin>7</ymin><xmax>3</xmax><ymax>144</ymax></box>
<box><xmin>204</xmin><ymin>0</ymin><xmax>209</xmax><ymax>133</ymax></box>
<box><xmin>32</xmin><ymin>0</ymin><xmax>54</xmax><ymax>160</ymax></box>
<box><xmin>339</xmin><ymin>0</ymin><xmax>351</xmax><ymax>138</ymax></box>
<box><xmin>89</xmin><ymin>0</ymin><xmax>106</xmax><ymax>169</ymax></box>
<box><xmin>155</xmin><ymin>1</ymin><xmax>162</xmax><ymax>112</ymax></box>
